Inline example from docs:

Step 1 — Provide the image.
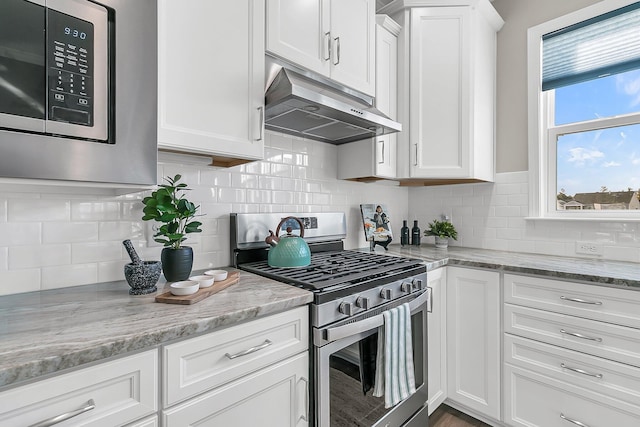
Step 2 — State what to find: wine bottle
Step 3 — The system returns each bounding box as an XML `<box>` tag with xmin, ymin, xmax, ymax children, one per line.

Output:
<box><xmin>401</xmin><ymin>220</ymin><xmax>409</xmax><ymax>246</ymax></box>
<box><xmin>411</xmin><ymin>220</ymin><xmax>421</xmax><ymax>246</ymax></box>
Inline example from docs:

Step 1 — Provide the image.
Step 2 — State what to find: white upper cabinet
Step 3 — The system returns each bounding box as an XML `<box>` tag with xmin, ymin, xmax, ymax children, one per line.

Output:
<box><xmin>386</xmin><ymin>0</ymin><xmax>503</xmax><ymax>183</ymax></box>
<box><xmin>338</xmin><ymin>15</ymin><xmax>399</xmax><ymax>181</ymax></box>
<box><xmin>158</xmin><ymin>0</ymin><xmax>265</xmax><ymax>166</ymax></box>
<box><xmin>267</xmin><ymin>0</ymin><xmax>376</xmax><ymax>96</ymax></box>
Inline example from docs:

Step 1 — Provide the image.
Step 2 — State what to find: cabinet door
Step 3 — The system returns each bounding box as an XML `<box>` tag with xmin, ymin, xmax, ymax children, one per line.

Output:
<box><xmin>374</xmin><ymin>22</ymin><xmax>397</xmax><ymax>178</ymax></box>
<box><xmin>266</xmin><ymin>0</ymin><xmax>330</xmax><ymax>76</ymax></box>
<box><xmin>446</xmin><ymin>267</ymin><xmax>500</xmax><ymax>420</ymax></box>
<box><xmin>158</xmin><ymin>0</ymin><xmax>264</xmax><ymax>160</ymax></box>
<box><xmin>427</xmin><ymin>267</ymin><xmax>447</xmax><ymax>415</ymax></box>
<box><xmin>329</xmin><ymin>0</ymin><xmax>376</xmax><ymax>96</ymax></box>
<box><xmin>409</xmin><ymin>7</ymin><xmax>471</xmax><ymax>178</ymax></box>
<box><xmin>163</xmin><ymin>353</ymin><xmax>309</xmax><ymax>427</ymax></box>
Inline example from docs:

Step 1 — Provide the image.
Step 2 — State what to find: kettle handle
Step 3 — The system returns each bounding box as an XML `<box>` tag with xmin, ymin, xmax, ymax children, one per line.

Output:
<box><xmin>275</xmin><ymin>216</ymin><xmax>305</xmax><ymax>238</ymax></box>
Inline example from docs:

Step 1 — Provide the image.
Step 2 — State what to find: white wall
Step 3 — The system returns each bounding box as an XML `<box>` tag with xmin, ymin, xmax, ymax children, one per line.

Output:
<box><xmin>492</xmin><ymin>0</ymin><xmax>601</xmax><ymax>173</ymax></box>
<box><xmin>0</xmin><ymin>131</ymin><xmax>409</xmax><ymax>296</ymax></box>
<box><xmin>409</xmin><ymin>172</ymin><xmax>640</xmax><ymax>262</ymax></box>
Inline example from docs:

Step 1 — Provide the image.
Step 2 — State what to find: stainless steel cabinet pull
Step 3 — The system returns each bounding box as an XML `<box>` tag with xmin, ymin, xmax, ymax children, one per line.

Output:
<box><xmin>30</xmin><ymin>399</ymin><xmax>96</xmax><ymax>427</ymax></box>
<box><xmin>378</xmin><ymin>140</ymin><xmax>385</xmax><ymax>164</ymax></box>
<box><xmin>560</xmin><ymin>363</ymin><xmax>603</xmax><ymax>378</ymax></box>
<box><xmin>560</xmin><ymin>329</ymin><xmax>603</xmax><ymax>342</ymax></box>
<box><xmin>256</xmin><ymin>106</ymin><xmax>264</xmax><ymax>141</ymax></box>
<box><xmin>427</xmin><ymin>287</ymin><xmax>433</xmax><ymax>313</ymax></box>
<box><xmin>299</xmin><ymin>377</ymin><xmax>309</xmax><ymax>422</ymax></box>
<box><xmin>225</xmin><ymin>339</ymin><xmax>272</xmax><ymax>359</ymax></box>
<box><xmin>414</xmin><ymin>144</ymin><xmax>418</xmax><ymax>166</ymax></box>
<box><xmin>560</xmin><ymin>296</ymin><xmax>602</xmax><ymax>305</ymax></box>
<box><xmin>333</xmin><ymin>36</ymin><xmax>341</xmax><ymax>65</ymax></box>
<box><xmin>560</xmin><ymin>413</ymin><xmax>591</xmax><ymax>427</ymax></box>
<box><xmin>324</xmin><ymin>32</ymin><xmax>331</xmax><ymax>61</ymax></box>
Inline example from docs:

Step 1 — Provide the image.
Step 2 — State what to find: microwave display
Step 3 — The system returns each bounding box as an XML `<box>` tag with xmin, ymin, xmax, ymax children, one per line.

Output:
<box><xmin>47</xmin><ymin>9</ymin><xmax>94</xmax><ymax>127</ymax></box>
<box><xmin>0</xmin><ymin>0</ymin><xmax>108</xmax><ymax>141</ymax></box>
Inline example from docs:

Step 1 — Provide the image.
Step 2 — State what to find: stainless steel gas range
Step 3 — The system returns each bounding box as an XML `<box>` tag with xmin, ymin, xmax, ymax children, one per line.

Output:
<box><xmin>231</xmin><ymin>212</ymin><xmax>430</xmax><ymax>427</ymax></box>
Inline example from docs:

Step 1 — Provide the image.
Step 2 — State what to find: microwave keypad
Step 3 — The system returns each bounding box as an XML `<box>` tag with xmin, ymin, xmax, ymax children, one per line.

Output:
<box><xmin>47</xmin><ymin>9</ymin><xmax>94</xmax><ymax>126</ymax></box>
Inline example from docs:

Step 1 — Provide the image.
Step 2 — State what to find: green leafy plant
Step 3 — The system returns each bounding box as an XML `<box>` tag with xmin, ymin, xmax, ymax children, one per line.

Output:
<box><xmin>424</xmin><ymin>219</ymin><xmax>458</xmax><ymax>240</ymax></box>
<box><xmin>141</xmin><ymin>174</ymin><xmax>203</xmax><ymax>249</ymax></box>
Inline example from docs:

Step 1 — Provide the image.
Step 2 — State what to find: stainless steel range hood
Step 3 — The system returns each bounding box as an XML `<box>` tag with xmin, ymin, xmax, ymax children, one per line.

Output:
<box><xmin>264</xmin><ymin>68</ymin><xmax>402</xmax><ymax>145</ymax></box>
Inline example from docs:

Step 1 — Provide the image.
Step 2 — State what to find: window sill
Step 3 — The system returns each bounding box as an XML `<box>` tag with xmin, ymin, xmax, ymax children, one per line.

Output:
<box><xmin>525</xmin><ymin>215</ymin><xmax>640</xmax><ymax>222</ymax></box>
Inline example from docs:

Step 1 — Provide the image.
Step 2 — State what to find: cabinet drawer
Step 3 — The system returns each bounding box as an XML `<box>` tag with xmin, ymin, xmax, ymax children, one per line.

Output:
<box><xmin>505</xmin><ymin>334</ymin><xmax>640</xmax><ymax>413</ymax></box>
<box><xmin>504</xmin><ymin>364</ymin><xmax>639</xmax><ymax>427</ymax></box>
<box><xmin>163</xmin><ymin>306</ymin><xmax>308</xmax><ymax>406</ymax></box>
<box><xmin>504</xmin><ymin>303</ymin><xmax>640</xmax><ymax>367</ymax></box>
<box><xmin>0</xmin><ymin>350</ymin><xmax>158</xmax><ymax>427</ymax></box>
<box><xmin>504</xmin><ymin>273</ymin><xmax>640</xmax><ymax>328</ymax></box>
<box><xmin>163</xmin><ymin>352</ymin><xmax>308</xmax><ymax>427</ymax></box>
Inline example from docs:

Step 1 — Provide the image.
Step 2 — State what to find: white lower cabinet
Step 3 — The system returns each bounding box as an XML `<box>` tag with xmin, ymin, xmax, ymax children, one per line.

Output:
<box><xmin>504</xmin><ymin>273</ymin><xmax>640</xmax><ymax>427</ymax></box>
<box><xmin>163</xmin><ymin>353</ymin><xmax>308</xmax><ymax>426</ymax></box>
<box><xmin>0</xmin><ymin>350</ymin><xmax>158</xmax><ymax>427</ymax></box>
<box><xmin>446</xmin><ymin>266</ymin><xmax>501</xmax><ymax>420</ymax></box>
<box><xmin>127</xmin><ymin>415</ymin><xmax>159</xmax><ymax>427</ymax></box>
<box><xmin>427</xmin><ymin>266</ymin><xmax>447</xmax><ymax>415</ymax></box>
<box><xmin>162</xmin><ymin>306</ymin><xmax>310</xmax><ymax>426</ymax></box>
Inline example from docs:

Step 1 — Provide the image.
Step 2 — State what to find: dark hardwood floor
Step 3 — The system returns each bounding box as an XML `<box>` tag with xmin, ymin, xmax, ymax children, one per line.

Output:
<box><xmin>429</xmin><ymin>405</ymin><xmax>491</xmax><ymax>427</ymax></box>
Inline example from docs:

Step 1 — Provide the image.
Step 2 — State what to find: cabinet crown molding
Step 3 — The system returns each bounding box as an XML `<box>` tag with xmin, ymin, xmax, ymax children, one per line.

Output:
<box><xmin>379</xmin><ymin>0</ymin><xmax>504</xmax><ymax>30</ymax></box>
<box><xmin>376</xmin><ymin>14</ymin><xmax>402</xmax><ymax>36</ymax></box>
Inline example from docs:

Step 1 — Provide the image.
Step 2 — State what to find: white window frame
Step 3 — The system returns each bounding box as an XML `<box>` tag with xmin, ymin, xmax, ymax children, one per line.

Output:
<box><xmin>528</xmin><ymin>0</ymin><xmax>640</xmax><ymax>221</ymax></box>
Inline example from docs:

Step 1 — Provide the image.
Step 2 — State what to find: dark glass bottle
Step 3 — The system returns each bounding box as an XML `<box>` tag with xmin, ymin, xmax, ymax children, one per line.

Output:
<box><xmin>400</xmin><ymin>220</ymin><xmax>409</xmax><ymax>246</ymax></box>
<box><xmin>411</xmin><ymin>220</ymin><xmax>421</xmax><ymax>246</ymax></box>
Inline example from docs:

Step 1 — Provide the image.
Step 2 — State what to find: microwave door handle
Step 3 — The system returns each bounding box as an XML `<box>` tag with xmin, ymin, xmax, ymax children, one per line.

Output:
<box><xmin>324</xmin><ymin>291</ymin><xmax>429</xmax><ymax>343</ymax></box>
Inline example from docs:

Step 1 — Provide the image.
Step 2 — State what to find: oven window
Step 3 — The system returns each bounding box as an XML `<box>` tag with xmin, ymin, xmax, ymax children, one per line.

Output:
<box><xmin>0</xmin><ymin>0</ymin><xmax>46</xmax><ymax>120</ymax></box>
<box><xmin>328</xmin><ymin>313</ymin><xmax>425</xmax><ymax>426</ymax></box>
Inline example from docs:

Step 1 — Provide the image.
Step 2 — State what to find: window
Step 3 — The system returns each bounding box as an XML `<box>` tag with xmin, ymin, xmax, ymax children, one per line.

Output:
<box><xmin>528</xmin><ymin>0</ymin><xmax>640</xmax><ymax>219</ymax></box>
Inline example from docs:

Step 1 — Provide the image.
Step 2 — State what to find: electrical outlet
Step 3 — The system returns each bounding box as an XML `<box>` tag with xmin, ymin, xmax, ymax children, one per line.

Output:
<box><xmin>575</xmin><ymin>241</ymin><xmax>604</xmax><ymax>255</ymax></box>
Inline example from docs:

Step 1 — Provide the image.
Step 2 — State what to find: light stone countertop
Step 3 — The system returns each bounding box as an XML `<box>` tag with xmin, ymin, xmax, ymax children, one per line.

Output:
<box><xmin>0</xmin><ymin>268</ymin><xmax>313</xmax><ymax>390</ymax></box>
<box><xmin>2</xmin><ymin>245</ymin><xmax>639</xmax><ymax>391</ymax></box>
<box><xmin>377</xmin><ymin>244</ymin><xmax>640</xmax><ymax>289</ymax></box>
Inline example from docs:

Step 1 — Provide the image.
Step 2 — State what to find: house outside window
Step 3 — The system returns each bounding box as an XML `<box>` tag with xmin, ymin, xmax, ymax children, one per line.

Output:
<box><xmin>528</xmin><ymin>0</ymin><xmax>640</xmax><ymax>219</ymax></box>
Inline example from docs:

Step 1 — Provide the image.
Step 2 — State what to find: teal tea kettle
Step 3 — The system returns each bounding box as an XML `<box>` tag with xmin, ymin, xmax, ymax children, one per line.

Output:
<box><xmin>265</xmin><ymin>216</ymin><xmax>311</xmax><ymax>268</ymax></box>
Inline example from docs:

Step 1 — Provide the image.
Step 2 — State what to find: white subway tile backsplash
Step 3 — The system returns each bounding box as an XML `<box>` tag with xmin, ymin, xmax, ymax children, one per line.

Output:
<box><xmin>0</xmin><ymin>223</ymin><xmax>41</xmax><ymax>246</ymax></box>
<box><xmin>218</xmin><ymin>188</ymin><xmax>245</xmax><ymax>204</ymax></box>
<box><xmin>0</xmin><ymin>247</ymin><xmax>7</xmax><ymax>270</ymax></box>
<box><xmin>8</xmin><ymin>199</ymin><xmax>70</xmax><ymax>222</ymax></box>
<box><xmin>10</xmin><ymin>244</ymin><xmax>71</xmax><ymax>269</ymax></box>
<box><xmin>41</xmin><ymin>264</ymin><xmax>98</xmax><ymax>290</ymax></box>
<box><xmin>72</xmin><ymin>241</ymin><xmax>123</xmax><ymax>264</ymax></box>
<box><xmin>98</xmin><ymin>260</ymin><xmax>128</xmax><ymax>283</ymax></box>
<box><xmin>99</xmin><ymin>221</ymin><xmax>143</xmax><ymax>241</ymax></box>
<box><xmin>43</xmin><ymin>222</ymin><xmax>98</xmax><ymax>244</ymax></box>
<box><xmin>0</xmin><ymin>269</ymin><xmax>40</xmax><ymax>295</ymax></box>
<box><xmin>0</xmin><ymin>199</ymin><xmax>6</xmax><ymax>222</ymax></box>
<box><xmin>71</xmin><ymin>201</ymin><xmax>121</xmax><ymax>221</ymax></box>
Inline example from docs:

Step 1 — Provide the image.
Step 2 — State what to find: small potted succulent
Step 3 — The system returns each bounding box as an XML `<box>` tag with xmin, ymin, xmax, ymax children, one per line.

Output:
<box><xmin>142</xmin><ymin>174</ymin><xmax>203</xmax><ymax>281</ymax></box>
<box><xmin>424</xmin><ymin>219</ymin><xmax>458</xmax><ymax>249</ymax></box>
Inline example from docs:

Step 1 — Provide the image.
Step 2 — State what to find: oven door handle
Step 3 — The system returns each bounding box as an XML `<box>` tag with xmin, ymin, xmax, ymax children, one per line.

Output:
<box><xmin>323</xmin><ymin>290</ymin><xmax>430</xmax><ymax>343</ymax></box>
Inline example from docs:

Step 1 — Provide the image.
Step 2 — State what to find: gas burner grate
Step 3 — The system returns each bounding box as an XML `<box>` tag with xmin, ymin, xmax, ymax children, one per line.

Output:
<box><xmin>240</xmin><ymin>250</ymin><xmax>424</xmax><ymax>291</ymax></box>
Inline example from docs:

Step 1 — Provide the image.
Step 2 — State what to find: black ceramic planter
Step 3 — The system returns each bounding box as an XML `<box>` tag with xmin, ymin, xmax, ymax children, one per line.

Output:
<box><xmin>161</xmin><ymin>246</ymin><xmax>193</xmax><ymax>282</ymax></box>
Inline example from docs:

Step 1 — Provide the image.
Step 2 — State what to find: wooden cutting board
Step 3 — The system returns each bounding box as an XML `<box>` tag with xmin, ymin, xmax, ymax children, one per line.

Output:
<box><xmin>155</xmin><ymin>271</ymin><xmax>240</xmax><ymax>305</ymax></box>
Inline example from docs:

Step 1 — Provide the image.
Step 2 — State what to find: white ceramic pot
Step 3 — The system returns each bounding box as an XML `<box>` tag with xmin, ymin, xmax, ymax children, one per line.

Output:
<box><xmin>435</xmin><ymin>236</ymin><xmax>449</xmax><ymax>249</ymax></box>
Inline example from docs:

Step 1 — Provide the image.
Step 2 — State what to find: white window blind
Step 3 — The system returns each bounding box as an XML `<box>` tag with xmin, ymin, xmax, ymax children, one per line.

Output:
<box><xmin>542</xmin><ymin>1</ymin><xmax>640</xmax><ymax>91</ymax></box>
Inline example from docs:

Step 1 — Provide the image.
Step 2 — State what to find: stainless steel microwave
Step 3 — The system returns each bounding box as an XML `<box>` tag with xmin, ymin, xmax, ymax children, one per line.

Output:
<box><xmin>0</xmin><ymin>0</ymin><xmax>157</xmax><ymax>187</ymax></box>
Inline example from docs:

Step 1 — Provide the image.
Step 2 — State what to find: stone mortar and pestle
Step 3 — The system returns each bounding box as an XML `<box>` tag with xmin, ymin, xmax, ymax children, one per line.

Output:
<box><xmin>123</xmin><ymin>240</ymin><xmax>162</xmax><ymax>295</ymax></box>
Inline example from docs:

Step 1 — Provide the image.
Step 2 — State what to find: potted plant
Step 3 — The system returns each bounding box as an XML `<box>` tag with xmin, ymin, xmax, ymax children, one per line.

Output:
<box><xmin>424</xmin><ymin>219</ymin><xmax>458</xmax><ymax>249</ymax></box>
<box><xmin>142</xmin><ymin>174</ymin><xmax>203</xmax><ymax>281</ymax></box>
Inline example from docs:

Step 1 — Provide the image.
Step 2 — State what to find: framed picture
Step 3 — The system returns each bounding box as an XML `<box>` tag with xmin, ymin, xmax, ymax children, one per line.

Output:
<box><xmin>360</xmin><ymin>204</ymin><xmax>393</xmax><ymax>249</ymax></box>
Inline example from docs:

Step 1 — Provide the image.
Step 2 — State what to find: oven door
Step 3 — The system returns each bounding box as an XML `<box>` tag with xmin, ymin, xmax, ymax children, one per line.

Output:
<box><xmin>314</xmin><ymin>289</ymin><xmax>430</xmax><ymax>427</ymax></box>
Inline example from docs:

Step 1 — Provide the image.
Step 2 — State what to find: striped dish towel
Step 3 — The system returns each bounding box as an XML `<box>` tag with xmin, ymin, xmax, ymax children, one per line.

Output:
<box><xmin>372</xmin><ymin>302</ymin><xmax>416</xmax><ymax>408</ymax></box>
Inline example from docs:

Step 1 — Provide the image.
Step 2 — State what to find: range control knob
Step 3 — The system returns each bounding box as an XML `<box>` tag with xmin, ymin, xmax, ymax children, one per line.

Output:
<box><xmin>412</xmin><ymin>279</ymin><xmax>424</xmax><ymax>291</ymax></box>
<box><xmin>356</xmin><ymin>296</ymin><xmax>370</xmax><ymax>310</ymax></box>
<box><xmin>380</xmin><ymin>288</ymin><xmax>392</xmax><ymax>300</ymax></box>
<box><xmin>338</xmin><ymin>302</ymin><xmax>354</xmax><ymax>316</ymax></box>
<box><xmin>401</xmin><ymin>281</ymin><xmax>413</xmax><ymax>293</ymax></box>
